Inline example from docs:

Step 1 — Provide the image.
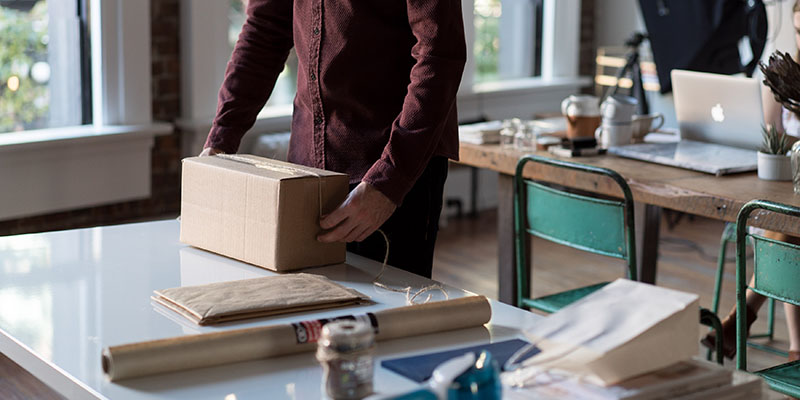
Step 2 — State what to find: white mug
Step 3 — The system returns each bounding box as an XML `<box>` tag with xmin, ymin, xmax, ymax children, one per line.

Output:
<box><xmin>595</xmin><ymin>123</ymin><xmax>633</xmax><ymax>148</ymax></box>
<box><xmin>561</xmin><ymin>95</ymin><xmax>600</xmax><ymax>117</ymax></box>
<box><xmin>631</xmin><ymin>113</ymin><xmax>665</xmax><ymax>142</ymax></box>
<box><xmin>601</xmin><ymin>94</ymin><xmax>638</xmax><ymax>124</ymax></box>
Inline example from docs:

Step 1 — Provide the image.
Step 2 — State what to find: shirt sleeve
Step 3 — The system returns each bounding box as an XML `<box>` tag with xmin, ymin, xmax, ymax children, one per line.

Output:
<box><xmin>204</xmin><ymin>0</ymin><xmax>294</xmax><ymax>154</ymax></box>
<box><xmin>360</xmin><ymin>0</ymin><xmax>466</xmax><ymax>205</ymax></box>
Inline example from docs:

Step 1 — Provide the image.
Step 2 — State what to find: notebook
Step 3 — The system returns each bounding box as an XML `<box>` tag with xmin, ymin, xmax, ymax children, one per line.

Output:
<box><xmin>381</xmin><ymin>339</ymin><xmax>538</xmax><ymax>383</ymax></box>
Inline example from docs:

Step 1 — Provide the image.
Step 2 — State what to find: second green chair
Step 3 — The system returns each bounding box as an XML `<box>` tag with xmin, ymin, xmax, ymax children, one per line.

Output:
<box><xmin>513</xmin><ymin>155</ymin><xmax>637</xmax><ymax>313</ymax></box>
<box><xmin>734</xmin><ymin>199</ymin><xmax>800</xmax><ymax>397</ymax></box>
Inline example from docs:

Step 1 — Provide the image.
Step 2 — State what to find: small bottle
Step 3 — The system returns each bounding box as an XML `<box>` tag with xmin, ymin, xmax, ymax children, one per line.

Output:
<box><xmin>791</xmin><ymin>140</ymin><xmax>800</xmax><ymax>194</ymax></box>
<box><xmin>316</xmin><ymin>320</ymin><xmax>376</xmax><ymax>399</ymax></box>
<box><xmin>500</xmin><ymin>120</ymin><xmax>515</xmax><ymax>148</ymax></box>
<box><xmin>514</xmin><ymin>121</ymin><xmax>535</xmax><ymax>151</ymax></box>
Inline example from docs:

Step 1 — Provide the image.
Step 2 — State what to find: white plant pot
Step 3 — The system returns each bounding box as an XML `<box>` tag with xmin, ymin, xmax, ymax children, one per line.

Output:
<box><xmin>757</xmin><ymin>152</ymin><xmax>793</xmax><ymax>181</ymax></box>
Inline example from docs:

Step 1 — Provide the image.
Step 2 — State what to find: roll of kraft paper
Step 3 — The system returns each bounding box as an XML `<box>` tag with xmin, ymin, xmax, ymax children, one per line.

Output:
<box><xmin>103</xmin><ymin>295</ymin><xmax>491</xmax><ymax>381</ymax></box>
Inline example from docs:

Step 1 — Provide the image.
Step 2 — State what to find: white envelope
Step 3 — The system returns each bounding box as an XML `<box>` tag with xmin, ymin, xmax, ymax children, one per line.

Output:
<box><xmin>514</xmin><ymin>279</ymin><xmax>699</xmax><ymax>386</ymax></box>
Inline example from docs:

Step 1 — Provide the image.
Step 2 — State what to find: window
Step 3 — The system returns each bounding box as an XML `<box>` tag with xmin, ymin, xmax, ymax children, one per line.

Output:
<box><xmin>226</xmin><ymin>0</ymin><xmax>543</xmax><ymax>108</ymax></box>
<box><xmin>474</xmin><ymin>0</ymin><xmax>543</xmax><ymax>83</ymax></box>
<box><xmin>182</xmin><ymin>0</ymin><xmax>582</xmax><ymax>130</ymax></box>
<box><xmin>229</xmin><ymin>0</ymin><xmax>297</xmax><ymax>109</ymax></box>
<box><xmin>0</xmin><ymin>0</ymin><xmax>91</xmax><ymax>133</ymax></box>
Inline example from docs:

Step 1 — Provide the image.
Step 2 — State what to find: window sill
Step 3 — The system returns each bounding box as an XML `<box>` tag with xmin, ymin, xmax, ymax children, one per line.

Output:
<box><xmin>466</xmin><ymin>76</ymin><xmax>592</xmax><ymax>97</ymax></box>
<box><xmin>458</xmin><ymin>76</ymin><xmax>592</xmax><ymax>121</ymax></box>
<box><xmin>0</xmin><ymin>123</ymin><xmax>172</xmax><ymax>221</ymax></box>
<box><xmin>178</xmin><ymin>76</ymin><xmax>591</xmax><ymax>155</ymax></box>
<box><xmin>0</xmin><ymin>123</ymin><xmax>173</xmax><ymax>153</ymax></box>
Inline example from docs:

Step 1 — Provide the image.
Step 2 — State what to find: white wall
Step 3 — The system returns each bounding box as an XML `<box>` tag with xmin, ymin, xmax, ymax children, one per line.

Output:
<box><xmin>595</xmin><ymin>0</ymin><xmax>797</xmax><ymax>130</ymax></box>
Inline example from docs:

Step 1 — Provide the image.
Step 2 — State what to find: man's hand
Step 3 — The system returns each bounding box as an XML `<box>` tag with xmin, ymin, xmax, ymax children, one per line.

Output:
<box><xmin>318</xmin><ymin>182</ymin><xmax>397</xmax><ymax>243</ymax></box>
<box><xmin>199</xmin><ymin>147</ymin><xmax>224</xmax><ymax>157</ymax></box>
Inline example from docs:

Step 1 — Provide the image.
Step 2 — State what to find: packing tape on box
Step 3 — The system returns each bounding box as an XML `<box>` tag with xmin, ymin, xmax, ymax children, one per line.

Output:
<box><xmin>216</xmin><ymin>154</ymin><xmax>325</xmax><ymax>215</ymax></box>
<box><xmin>102</xmin><ymin>295</ymin><xmax>491</xmax><ymax>381</ymax></box>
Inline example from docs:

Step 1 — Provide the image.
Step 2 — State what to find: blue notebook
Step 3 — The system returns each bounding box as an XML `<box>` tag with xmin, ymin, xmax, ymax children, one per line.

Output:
<box><xmin>380</xmin><ymin>339</ymin><xmax>539</xmax><ymax>383</ymax></box>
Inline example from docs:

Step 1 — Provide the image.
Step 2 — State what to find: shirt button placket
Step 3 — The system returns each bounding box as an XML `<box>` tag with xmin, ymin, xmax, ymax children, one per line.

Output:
<box><xmin>310</xmin><ymin>0</ymin><xmax>325</xmax><ymax>169</ymax></box>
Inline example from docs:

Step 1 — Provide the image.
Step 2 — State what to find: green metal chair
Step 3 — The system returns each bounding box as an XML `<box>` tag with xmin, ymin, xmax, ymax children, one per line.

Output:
<box><xmin>513</xmin><ymin>155</ymin><xmax>725</xmax><ymax>365</ymax></box>
<box><xmin>735</xmin><ymin>199</ymin><xmax>800</xmax><ymax>397</ymax></box>
<box><xmin>710</xmin><ymin>223</ymin><xmax>784</xmax><ymax>359</ymax></box>
<box><xmin>513</xmin><ymin>155</ymin><xmax>638</xmax><ymax>313</ymax></box>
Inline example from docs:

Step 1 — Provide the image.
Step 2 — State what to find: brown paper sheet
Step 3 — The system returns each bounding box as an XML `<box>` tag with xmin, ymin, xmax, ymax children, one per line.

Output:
<box><xmin>103</xmin><ymin>295</ymin><xmax>491</xmax><ymax>381</ymax></box>
<box><xmin>152</xmin><ymin>273</ymin><xmax>370</xmax><ymax>325</ymax></box>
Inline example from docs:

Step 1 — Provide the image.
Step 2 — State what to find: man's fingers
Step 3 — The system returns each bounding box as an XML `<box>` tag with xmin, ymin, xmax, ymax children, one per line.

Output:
<box><xmin>345</xmin><ymin>225</ymin><xmax>371</xmax><ymax>243</ymax></box>
<box><xmin>320</xmin><ymin>205</ymin><xmax>350</xmax><ymax>230</ymax></box>
<box><xmin>318</xmin><ymin>218</ymin><xmax>358</xmax><ymax>243</ymax></box>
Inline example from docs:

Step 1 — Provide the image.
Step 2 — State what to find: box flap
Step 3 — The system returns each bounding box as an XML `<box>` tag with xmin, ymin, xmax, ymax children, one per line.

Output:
<box><xmin>182</xmin><ymin>155</ymin><xmax>346</xmax><ymax>181</ymax></box>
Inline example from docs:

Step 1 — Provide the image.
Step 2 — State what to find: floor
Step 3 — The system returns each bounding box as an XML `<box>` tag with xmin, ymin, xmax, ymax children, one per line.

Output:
<box><xmin>0</xmin><ymin>209</ymin><xmax>792</xmax><ymax>398</ymax></box>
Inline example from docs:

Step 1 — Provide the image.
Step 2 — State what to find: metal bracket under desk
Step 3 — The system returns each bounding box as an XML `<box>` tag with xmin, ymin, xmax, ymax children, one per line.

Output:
<box><xmin>635</xmin><ymin>203</ymin><xmax>661</xmax><ymax>284</ymax></box>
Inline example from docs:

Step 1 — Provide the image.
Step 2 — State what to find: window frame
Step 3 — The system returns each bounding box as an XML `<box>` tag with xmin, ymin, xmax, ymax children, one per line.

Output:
<box><xmin>178</xmin><ymin>0</ymin><xmax>589</xmax><ymax>155</ymax></box>
<box><xmin>0</xmin><ymin>0</ymin><xmax>170</xmax><ymax>220</ymax></box>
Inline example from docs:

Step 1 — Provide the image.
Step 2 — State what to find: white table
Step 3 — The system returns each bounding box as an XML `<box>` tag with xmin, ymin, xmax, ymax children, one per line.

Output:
<box><xmin>0</xmin><ymin>220</ymin><xmax>540</xmax><ymax>399</ymax></box>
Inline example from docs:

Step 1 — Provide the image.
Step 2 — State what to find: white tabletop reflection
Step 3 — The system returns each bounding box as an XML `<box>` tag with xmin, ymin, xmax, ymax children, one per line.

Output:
<box><xmin>0</xmin><ymin>220</ymin><xmax>539</xmax><ymax>399</ymax></box>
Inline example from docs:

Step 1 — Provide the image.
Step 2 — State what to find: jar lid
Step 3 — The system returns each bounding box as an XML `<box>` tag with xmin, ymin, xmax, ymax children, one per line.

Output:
<box><xmin>320</xmin><ymin>319</ymin><xmax>375</xmax><ymax>353</ymax></box>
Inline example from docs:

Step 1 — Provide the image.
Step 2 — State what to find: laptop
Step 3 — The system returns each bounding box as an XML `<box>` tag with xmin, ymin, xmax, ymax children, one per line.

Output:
<box><xmin>608</xmin><ymin>70</ymin><xmax>762</xmax><ymax>175</ymax></box>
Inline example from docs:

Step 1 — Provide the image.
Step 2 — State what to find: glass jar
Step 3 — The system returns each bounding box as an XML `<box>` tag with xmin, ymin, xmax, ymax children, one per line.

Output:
<box><xmin>514</xmin><ymin>122</ymin><xmax>535</xmax><ymax>150</ymax></box>
<box><xmin>500</xmin><ymin>119</ymin><xmax>516</xmax><ymax>148</ymax></box>
<box><xmin>316</xmin><ymin>320</ymin><xmax>375</xmax><ymax>400</ymax></box>
<box><xmin>792</xmin><ymin>141</ymin><xmax>800</xmax><ymax>194</ymax></box>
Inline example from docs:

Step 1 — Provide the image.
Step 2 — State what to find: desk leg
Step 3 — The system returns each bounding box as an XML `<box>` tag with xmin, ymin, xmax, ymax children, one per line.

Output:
<box><xmin>470</xmin><ymin>167</ymin><xmax>479</xmax><ymax>218</ymax></box>
<box><xmin>498</xmin><ymin>173</ymin><xmax>523</xmax><ymax>306</ymax></box>
<box><xmin>636</xmin><ymin>203</ymin><xmax>661</xmax><ymax>284</ymax></box>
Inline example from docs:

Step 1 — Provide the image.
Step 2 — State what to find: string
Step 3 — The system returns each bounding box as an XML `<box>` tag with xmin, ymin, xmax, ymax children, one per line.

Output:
<box><xmin>371</xmin><ymin>229</ymin><xmax>448</xmax><ymax>305</ymax></box>
<box><xmin>215</xmin><ymin>155</ymin><xmax>442</xmax><ymax>303</ymax></box>
<box><xmin>217</xmin><ymin>154</ymin><xmax>324</xmax><ymax>217</ymax></box>
<box><xmin>503</xmin><ymin>326</ymin><xmax>610</xmax><ymax>388</ymax></box>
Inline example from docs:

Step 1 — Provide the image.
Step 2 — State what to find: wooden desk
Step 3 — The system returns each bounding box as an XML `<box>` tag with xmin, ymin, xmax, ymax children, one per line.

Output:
<box><xmin>458</xmin><ymin>143</ymin><xmax>800</xmax><ymax>305</ymax></box>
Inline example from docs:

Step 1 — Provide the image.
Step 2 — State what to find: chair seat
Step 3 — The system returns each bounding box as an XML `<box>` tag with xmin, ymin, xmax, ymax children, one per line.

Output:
<box><xmin>756</xmin><ymin>360</ymin><xmax>800</xmax><ymax>397</ymax></box>
<box><xmin>521</xmin><ymin>282</ymin><xmax>610</xmax><ymax>314</ymax></box>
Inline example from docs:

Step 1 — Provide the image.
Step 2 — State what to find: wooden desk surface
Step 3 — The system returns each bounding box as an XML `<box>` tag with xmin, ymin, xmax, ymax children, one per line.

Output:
<box><xmin>459</xmin><ymin>143</ymin><xmax>800</xmax><ymax>235</ymax></box>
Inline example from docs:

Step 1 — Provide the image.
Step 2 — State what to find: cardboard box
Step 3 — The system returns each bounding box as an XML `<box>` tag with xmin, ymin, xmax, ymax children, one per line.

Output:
<box><xmin>180</xmin><ymin>154</ymin><xmax>349</xmax><ymax>272</ymax></box>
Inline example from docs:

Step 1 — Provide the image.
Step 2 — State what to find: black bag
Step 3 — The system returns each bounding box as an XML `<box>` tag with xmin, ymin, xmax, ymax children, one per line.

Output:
<box><xmin>638</xmin><ymin>0</ymin><xmax>767</xmax><ymax>93</ymax></box>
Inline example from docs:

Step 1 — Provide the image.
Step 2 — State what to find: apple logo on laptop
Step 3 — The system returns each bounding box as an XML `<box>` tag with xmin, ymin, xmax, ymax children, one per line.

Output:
<box><xmin>711</xmin><ymin>103</ymin><xmax>725</xmax><ymax>122</ymax></box>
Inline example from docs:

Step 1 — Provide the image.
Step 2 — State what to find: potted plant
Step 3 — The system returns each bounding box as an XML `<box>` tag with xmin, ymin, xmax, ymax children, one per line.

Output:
<box><xmin>757</xmin><ymin>124</ymin><xmax>793</xmax><ymax>181</ymax></box>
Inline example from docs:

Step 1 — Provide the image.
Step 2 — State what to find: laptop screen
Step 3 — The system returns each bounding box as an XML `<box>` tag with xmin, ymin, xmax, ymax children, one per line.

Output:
<box><xmin>671</xmin><ymin>70</ymin><xmax>763</xmax><ymax>150</ymax></box>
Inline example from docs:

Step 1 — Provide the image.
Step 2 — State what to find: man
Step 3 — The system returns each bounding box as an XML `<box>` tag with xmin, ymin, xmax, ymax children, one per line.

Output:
<box><xmin>202</xmin><ymin>0</ymin><xmax>466</xmax><ymax>278</ymax></box>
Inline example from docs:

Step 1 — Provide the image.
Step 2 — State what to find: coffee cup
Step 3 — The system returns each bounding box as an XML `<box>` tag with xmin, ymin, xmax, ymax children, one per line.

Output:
<box><xmin>561</xmin><ymin>94</ymin><xmax>600</xmax><ymax>116</ymax></box>
<box><xmin>601</xmin><ymin>94</ymin><xmax>638</xmax><ymax>124</ymax></box>
<box><xmin>595</xmin><ymin>123</ymin><xmax>633</xmax><ymax>148</ymax></box>
<box><xmin>561</xmin><ymin>95</ymin><xmax>601</xmax><ymax>139</ymax></box>
<box><xmin>631</xmin><ymin>113</ymin><xmax>665</xmax><ymax>142</ymax></box>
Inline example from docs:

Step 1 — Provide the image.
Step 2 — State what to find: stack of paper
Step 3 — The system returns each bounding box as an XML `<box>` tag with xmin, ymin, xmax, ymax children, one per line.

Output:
<box><xmin>458</xmin><ymin>121</ymin><xmax>503</xmax><ymax>144</ymax></box>
<box><xmin>503</xmin><ymin>358</ymin><xmax>762</xmax><ymax>400</ymax></box>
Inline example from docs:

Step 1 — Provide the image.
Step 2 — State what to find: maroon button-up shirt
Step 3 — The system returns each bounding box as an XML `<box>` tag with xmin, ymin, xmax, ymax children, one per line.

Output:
<box><xmin>205</xmin><ymin>0</ymin><xmax>466</xmax><ymax>205</ymax></box>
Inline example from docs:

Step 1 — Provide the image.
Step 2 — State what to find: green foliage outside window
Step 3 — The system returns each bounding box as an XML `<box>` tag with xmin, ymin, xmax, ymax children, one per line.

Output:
<box><xmin>0</xmin><ymin>1</ymin><xmax>49</xmax><ymax>133</ymax></box>
<box><xmin>474</xmin><ymin>0</ymin><xmax>501</xmax><ymax>83</ymax></box>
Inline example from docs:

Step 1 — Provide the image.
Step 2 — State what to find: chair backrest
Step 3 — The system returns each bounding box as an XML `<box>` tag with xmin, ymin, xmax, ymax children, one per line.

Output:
<box><xmin>513</xmin><ymin>155</ymin><xmax>638</xmax><ymax>302</ymax></box>
<box><xmin>735</xmin><ymin>199</ymin><xmax>800</xmax><ymax>370</ymax></box>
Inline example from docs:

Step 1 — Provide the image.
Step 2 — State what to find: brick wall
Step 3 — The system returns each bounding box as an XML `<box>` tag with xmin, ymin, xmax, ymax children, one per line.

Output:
<box><xmin>0</xmin><ymin>0</ymin><xmax>182</xmax><ymax>236</ymax></box>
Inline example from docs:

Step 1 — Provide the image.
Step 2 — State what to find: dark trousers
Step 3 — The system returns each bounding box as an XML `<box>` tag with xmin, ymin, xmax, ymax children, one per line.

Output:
<box><xmin>347</xmin><ymin>157</ymin><xmax>449</xmax><ymax>278</ymax></box>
